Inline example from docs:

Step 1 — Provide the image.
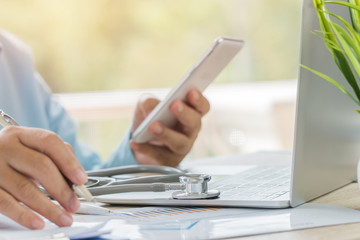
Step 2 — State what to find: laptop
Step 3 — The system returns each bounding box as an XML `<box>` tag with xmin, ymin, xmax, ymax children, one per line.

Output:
<box><xmin>96</xmin><ymin>0</ymin><xmax>360</xmax><ymax>208</ymax></box>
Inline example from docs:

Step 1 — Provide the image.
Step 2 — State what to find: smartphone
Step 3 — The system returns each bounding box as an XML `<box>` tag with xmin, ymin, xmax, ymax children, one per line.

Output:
<box><xmin>132</xmin><ymin>36</ymin><xmax>244</xmax><ymax>143</ymax></box>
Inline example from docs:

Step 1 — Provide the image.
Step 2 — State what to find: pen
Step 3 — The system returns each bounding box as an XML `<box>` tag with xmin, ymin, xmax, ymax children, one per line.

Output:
<box><xmin>0</xmin><ymin>109</ymin><xmax>94</xmax><ymax>202</ymax></box>
<box><xmin>76</xmin><ymin>202</ymin><xmax>114</xmax><ymax>215</ymax></box>
<box><xmin>73</xmin><ymin>185</ymin><xmax>95</xmax><ymax>202</ymax></box>
<box><xmin>75</xmin><ymin>202</ymin><xmax>135</xmax><ymax>216</ymax></box>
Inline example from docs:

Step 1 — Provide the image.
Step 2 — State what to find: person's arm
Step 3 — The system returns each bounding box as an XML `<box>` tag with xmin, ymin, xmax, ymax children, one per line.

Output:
<box><xmin>36</xmin><ymin>73</ymin><xmax>140</xmax><ymax>169</ymax></box>
<box><xmin>1</xmin><ymin>28</ymin><xmax>205</xmax><ymax>171</ymax></box>
<box><xmin>37</xmin><ymin>74</ymin><xmax>139</xmax><ymax>169</ymax></box>
<box><xmin>34</xmin><ymin>73</ymin><xmax>106</xmax><ymax>170</ymax></box>
<box><xmin>0</xmin><ymin>28</ymin><xmax>109</xmax><ymax>171</ymax></box>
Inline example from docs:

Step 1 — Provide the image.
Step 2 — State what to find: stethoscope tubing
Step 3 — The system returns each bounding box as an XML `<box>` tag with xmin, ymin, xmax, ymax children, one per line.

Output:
<box><xmin>88</xmin><ymin>183</ymin><xmax>184</xmax><ymax>196</ymax></box>
<box><xmin>108</xmin><ymin>174</ymin><xmax>187</xmax><ymax>185</ymax></box>
<box><xmin>85</xmin><ymin>174</ymin><xmax>194</xmax><ymax>195</ymax></box>
<box><xmin>87</xmin><ymin>165</ymin><xmax>185</xmax><ymax>177</ymax></box>
<box><xmin>84</xmin><ymin>165</ymin><xmax>220</xmax><ymax>199</ymax></box>
<box><xmin>84</xmin><ymin>165</ymin><xmax>188</xmax><ymax>196</ymax></box>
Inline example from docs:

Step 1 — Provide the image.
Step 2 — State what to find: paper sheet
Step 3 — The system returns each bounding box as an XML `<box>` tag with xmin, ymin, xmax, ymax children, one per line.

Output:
<box><xmin>1</xmin><ymin>203</ymin><xmax>360</xmax><ymax>240</ymax></box>
<box><xmin>0</xmin><ymin>218</ymin><xmax>110</xmax><ymax>240</ymax></box>
<box><xmin>73</xmin><ymin>203</ymin><xmax>360</xmax><ymax>239</ymax></box>
<box><xmin>99</xmin><ymin>203</ymin><xmax>360</xmax><ymax>239</ymax></box>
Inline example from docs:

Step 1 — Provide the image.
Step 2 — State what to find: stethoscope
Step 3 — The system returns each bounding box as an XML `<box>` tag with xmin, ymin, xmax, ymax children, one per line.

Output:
<box><xmin>85</xmin><ymin>165</ymin><xmax>220</xmax><ymax>200</ymax></box>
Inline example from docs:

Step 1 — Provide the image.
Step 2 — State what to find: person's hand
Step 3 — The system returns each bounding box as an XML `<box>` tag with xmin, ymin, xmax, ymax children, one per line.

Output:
<box><xmin>0</xmin><ymin>126</ymin><xmax>87</xmax><ymax>229</ymax></box>
<box><xmin>130</xmin><ymin>89</ymin><xmax>210</xmax><ymax>167</ymax></box>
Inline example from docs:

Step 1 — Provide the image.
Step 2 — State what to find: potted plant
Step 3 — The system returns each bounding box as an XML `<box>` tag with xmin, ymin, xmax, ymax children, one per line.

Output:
<box><xmin>301</xmin><ymin>0</ymin><xmax>360</xmax><ymax>186</ymax></box>
<box><xmin>302</xmin><ymin>0</ymin><xmax>360</xmax><ymax>110</ymax></box>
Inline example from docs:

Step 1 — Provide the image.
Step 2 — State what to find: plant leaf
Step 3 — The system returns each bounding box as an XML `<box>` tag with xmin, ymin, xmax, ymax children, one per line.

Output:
<box><xmin>314</xmin><ymin>0</ymin><xmax>340</xmax><ymax>49</ymax></box>
<box><xmin>348</xmin><ymin>0</ymin><xmax>360</xmax><ymax>33</ymax></box>
<box><xmin>329</xmin><ymin>21</ymin><xmax>360</xmax><ymax>100</ymax></box>
<box><xmin>312</xmin><ymin>31</ymin><xmax>345</xmax><ymax>52</ymax></box>
<box><xmin>326</xmin><ymin>11</ymin><xmax>360</xmax><ymax>53</ymax></box>
<box><xmin>314</xmin><ymin>1</ymin><xmax>360</xmax><ymax>101</ymax></box>
<box><xmin>301</xmin><ymin>64</ymin><xmax>360</xmax><ymax>106</ymax></box>
<box><xmin>326</xmin><ymin>1</ymin><xmax>360</xmax><ymax>12</ymax></box>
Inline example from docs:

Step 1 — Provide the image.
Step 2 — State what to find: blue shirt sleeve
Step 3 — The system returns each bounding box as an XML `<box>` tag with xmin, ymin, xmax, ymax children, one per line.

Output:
<box><xmin>100</xmin><ymin>129</ymin><xmax>139</xmax><ymax>169</ymax></box>
<box><xmin>45</xmin><ymin>76</ymin><xmax>139</xmax><ymax>170</ymax></box>
<box><xmin>0</xmin><ymin>29</ymin><xmax>138</xmax><ymax>171</ymax></box>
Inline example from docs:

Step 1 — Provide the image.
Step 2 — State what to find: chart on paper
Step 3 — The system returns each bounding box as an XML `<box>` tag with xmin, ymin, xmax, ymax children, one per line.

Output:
<box><xmin>112</xmin><ymin>207</ymin><xmax>257</xmax><ymax>224</ymax></box>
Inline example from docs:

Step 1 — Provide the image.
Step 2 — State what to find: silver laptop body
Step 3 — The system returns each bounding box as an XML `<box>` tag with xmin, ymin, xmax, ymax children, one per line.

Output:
<box><xmin>97</xmin><ymin>0</ymin><xmax>360</xmax><ymax>208</ymax></box>
<box><xmin>290</xmin><ymin>0</ymin><xmax>360</xmax><ymax>207</ymax></box>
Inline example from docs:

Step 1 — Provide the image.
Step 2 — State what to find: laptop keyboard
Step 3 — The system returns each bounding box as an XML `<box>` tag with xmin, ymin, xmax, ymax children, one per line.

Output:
<box><xmin>209</xmin><ymin>166</ymin><xmax>291</xmax><ymax>201</ymax></box>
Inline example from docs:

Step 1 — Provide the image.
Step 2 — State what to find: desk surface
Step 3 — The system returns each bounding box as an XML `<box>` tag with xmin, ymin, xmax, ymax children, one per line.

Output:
<box><xmin>104</xmin><ymin>182</ymin><xmax>360</xmax><ymax>240</ymax></box>
<box><xmin>236</xmin><ymin>183</ymin><xmax>360</xmax><ymax>240</ymax></box>
<box><xmin>106</xmin><ymin>152</ymin><xmax>360</xmax><ymax>240</ymax></box>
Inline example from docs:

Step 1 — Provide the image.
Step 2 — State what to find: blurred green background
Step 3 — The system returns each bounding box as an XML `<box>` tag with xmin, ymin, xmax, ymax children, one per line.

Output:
<box><xmin>0</xmin><ymin>0</ymin><xmax>301</xmax><ymax>92</ymax></box>
<box><xmin>0</xmin><ymin>0</ymin><xmax>302</xmax><ymax>161</ymax></box>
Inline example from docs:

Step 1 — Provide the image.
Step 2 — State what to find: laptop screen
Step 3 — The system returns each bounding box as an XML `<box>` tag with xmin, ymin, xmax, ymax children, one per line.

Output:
<box><xmin>290</xmin><ymin>0</ymin><xmax>360</xmax><ymax>207</ymax></box>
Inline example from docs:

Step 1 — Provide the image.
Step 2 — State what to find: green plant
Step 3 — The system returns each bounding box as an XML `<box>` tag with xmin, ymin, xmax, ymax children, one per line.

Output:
<box><xmin>301</xmin><ymin>0</ymin><xmax>360</xmax><ymax>111</ymax></box>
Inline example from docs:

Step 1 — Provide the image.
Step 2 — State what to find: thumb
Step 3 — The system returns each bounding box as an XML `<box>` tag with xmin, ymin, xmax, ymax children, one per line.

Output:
<box><xmin>132</xmin><ymin>94</ymin><xmax>159</xmax><ymax>132</ymax></box>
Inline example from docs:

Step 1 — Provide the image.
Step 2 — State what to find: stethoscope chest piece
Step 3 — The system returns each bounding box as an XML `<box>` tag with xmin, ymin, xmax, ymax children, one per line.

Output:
<box><xmin>172</xmin><ymin>174</ymin><xmax>220</xmax><ymax>200</ymax></box>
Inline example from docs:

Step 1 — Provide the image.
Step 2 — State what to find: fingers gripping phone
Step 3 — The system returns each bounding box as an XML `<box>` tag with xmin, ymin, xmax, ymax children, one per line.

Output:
<box><xmin>132</xmin><ymin>36</ymin><xmax>244</xmax><ymax>143</ymax></box>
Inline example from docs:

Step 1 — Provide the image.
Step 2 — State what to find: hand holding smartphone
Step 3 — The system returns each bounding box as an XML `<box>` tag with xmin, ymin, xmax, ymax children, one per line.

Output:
<box><xmin>132</xmin><ymin>36</ymin><xmax>244</xmax><ymax>143</ymax></box>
